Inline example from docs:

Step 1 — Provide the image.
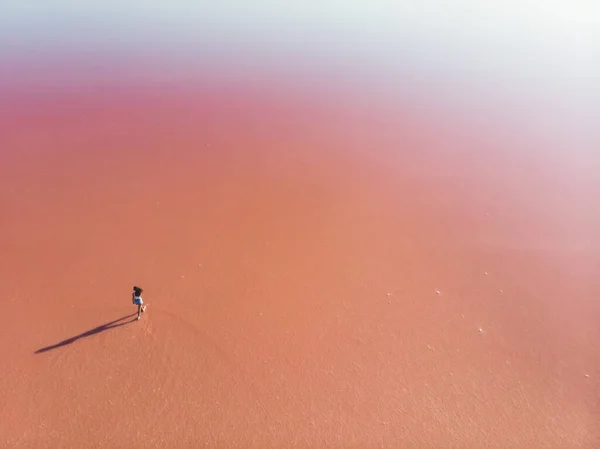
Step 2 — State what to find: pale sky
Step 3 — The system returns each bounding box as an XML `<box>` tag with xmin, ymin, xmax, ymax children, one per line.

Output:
<box><xmin>2</xmin><ymin>1</ymin><xmax>598</xmax><ymax>44</ymax></box>
<box><xmin>1</xmin><ymin>1</ymin><xmax>598</xmax><ymax>88</ymax></box>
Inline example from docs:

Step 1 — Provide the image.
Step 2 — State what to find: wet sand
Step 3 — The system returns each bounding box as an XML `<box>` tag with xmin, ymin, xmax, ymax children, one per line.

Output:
<box><xmin>1</xmin><ymin>78</ymin><xmax>599</xmax><ymax>448</ymax></box>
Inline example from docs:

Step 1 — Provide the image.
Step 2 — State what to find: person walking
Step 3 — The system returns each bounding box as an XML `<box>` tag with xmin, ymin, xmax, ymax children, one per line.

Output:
<box><xmin>132</xmin><ymin>286</ymin><xmax>146</xmax><ymax>320</ymax></box>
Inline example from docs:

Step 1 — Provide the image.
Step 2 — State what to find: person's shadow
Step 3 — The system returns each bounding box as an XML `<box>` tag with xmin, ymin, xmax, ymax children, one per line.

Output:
<box><xmin>35</xmin><ymin>313</ymin><xmax>138</xmax><ymax>354</ymax></box>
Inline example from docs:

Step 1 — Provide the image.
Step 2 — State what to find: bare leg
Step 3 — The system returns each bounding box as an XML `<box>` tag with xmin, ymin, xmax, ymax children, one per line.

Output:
<box><xmin>137</xmin><ymin>305</ymin><xmax>141</xmax><ymax>319</ymax></box>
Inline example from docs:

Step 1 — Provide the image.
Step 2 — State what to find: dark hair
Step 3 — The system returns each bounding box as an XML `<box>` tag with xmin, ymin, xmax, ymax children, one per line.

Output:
<box><xmin>133</xmin><ymin>286</ymin><xmax>143</xmax><ymax>296</ymax></box>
